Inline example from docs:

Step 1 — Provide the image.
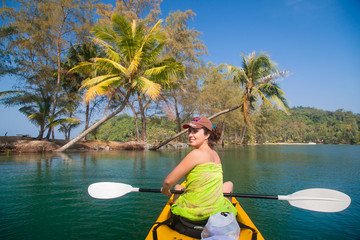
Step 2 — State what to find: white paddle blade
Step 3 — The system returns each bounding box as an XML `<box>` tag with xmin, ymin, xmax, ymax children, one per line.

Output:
<box><xmin>88</xmin><ymin>182</ymin><xmax>136</xmax><ymax>199</ymax></box>
<box><xmin>279</xmin><ymin>188</ymin><xmax>351</xmax><ymax>212</ymax></box>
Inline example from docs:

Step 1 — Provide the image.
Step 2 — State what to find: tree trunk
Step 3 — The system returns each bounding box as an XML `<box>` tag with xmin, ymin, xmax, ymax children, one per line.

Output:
<box><xmin>140</xmin><ymin>110</ymin><xmax>146</xmax><ymax>141</ymax></box>
<box><xmin>235</xmin><ymin>128</ymin><xmax>238</xmax><ymax>144</ymax></box>
<box><xmin>65</xmin><ymin>129</ymin><xmax>70</xmax><ymax>140</ymax></box>
<box><xmin>66</xmin><ymin>112</ymin><xmax>74</xmax><ymax>140</ymax></box>
<box><xmin>45</xmin><ymin>127</ymin><xmax>52</xmax><ymax>140</ymax></box>
<box><xmin>128</xmin><ymin>102</ymin><xmax>140</xmax><ymax>140</ymax></box>
<box><xmin>220</xmin><ymin>121</ymin><xmax>225</xmax><ymax>147</ymax></box>
<box><xmin>174</xmin><ymin>97</ymin><xmax>181</xmax><ymax>133</ymax></box>
<box><xmin>37</xmin><ymin>127</ymin><xmax>45</xmax><ymax>140</ymax></box>
<box><xmin>150</xmin><ymin>104</ymin><xmax>242</xmax><ymax>150</ymax></box>
<box><xmin>134</xmin><ymin>113</ymin><xmax>140</xmax><ymax>140</ymax></box>
<box><xmin>48</xmin><ymin>12</ymin><xmax>69</xmax><ymax>140</ymax></box>
<box><xmin>239</xmin><ymin>126</ymin><xmax>247</xmax><ymax>145</ymax></box>
<box><xmin>55</xmin><ymin>89</ymin><xmax>132</xmax><ymax>152</ymax></box>
<box><xmin>138</xmin><ymin>93</ymin><xmax>147</xmax><ymax>141</ymax></box>
<box><xmin>85</xmin><ymin>102</ymin><xmax>90</xmax><ymax>140</ymax></box>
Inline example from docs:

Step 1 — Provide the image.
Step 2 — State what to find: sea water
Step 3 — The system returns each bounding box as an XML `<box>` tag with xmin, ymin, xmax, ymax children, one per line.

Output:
<box><xmin>0</xmin><ymin>145</ymin><xmax>359</xmax><ymax>239</ymax></box>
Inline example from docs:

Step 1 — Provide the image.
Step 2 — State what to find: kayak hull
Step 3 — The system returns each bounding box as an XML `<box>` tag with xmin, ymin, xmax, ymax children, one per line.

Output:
<box><xmin>145</xmin><ymin>194</ymin><xmax>264</xmax><ymax>240</ymax></box>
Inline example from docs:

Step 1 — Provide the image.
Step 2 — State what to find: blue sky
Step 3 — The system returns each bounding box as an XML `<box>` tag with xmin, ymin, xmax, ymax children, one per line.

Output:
<box><xmin>1</xmin><ymin>0</ymin><xmax>359</xmax><ymax>137</ymax></box>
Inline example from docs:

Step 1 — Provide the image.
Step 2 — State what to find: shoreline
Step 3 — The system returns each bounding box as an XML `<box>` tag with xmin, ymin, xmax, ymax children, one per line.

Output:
<box><xmin>0</xmin><ymin>136</ymin><xmax>189</xmax><ymax>153</ymax></box>
<box><xmin>1</xmin><ymin>137</ymin><xmax>328</xmax><ymax>154</ymax></box>
<box><xmin>264</xmin><ymin>142</ymin><xmax>317</xmax><ymax>145</ymax></box>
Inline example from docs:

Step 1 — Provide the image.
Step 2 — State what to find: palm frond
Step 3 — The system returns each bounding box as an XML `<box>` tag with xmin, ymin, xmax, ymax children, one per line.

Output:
<box><xmin>253</xmin><ymin>87</ymin><xmax>272</xmax><ymax>107</ymax></box>
<box><xmin>90</xmin><ymin>37</ymin><xmax>121</xmax><ymax>63</ymax></box>
<box><xmin>271</xmin><ymin>95</ymin><xmax>290</xmax><ymax>114</ymax></box>
<box><xmin>111</xmin><ymin>14</ymin><xmax>132</xmax><ymax>38</ymax></box>
<box><xmin>0</xmin><ymin>90</ymin><xmax>25</xmax><ymax>97</ymax></box>
<box><xmin>139</xmin><ymin>19</ymin><xmax>164</xmax><ymax>52</ymax></box>
<box><xmin>128</xmin><ymin>47</ymin><xmax>143</xmax><ymax>75</ymax></box>
<box><xmin>143</xmin><ymin>65</ymin><xmax>167</xmax><ymax>77</ymax></box>
<box><xmin>259</xmin><ymin>82</ymin><xmax>285</xmax><ymax>97</ymax></box>
<box><xmin>143</xmin><ymin>42</ymin><xmax>165</xmax><ymax>64</ymax></box>
<box><xmin>49</xmin><ymin>117</ymin><xmax>80</xmax><ymax>128</ymax></box>
<box><xmin>258</xmin><ymin>70</ymin><xmax>290</xmax><ymax>84</ymax></box>
<box><xmin>84</xmin><ymin>75</ymin><xmax>123</xmax><ymax>102</ymax></box>
<box><xmin>227</xmin><ymin>64</ymin><xmax>249</xmax><ymax>86</ymax></box>
<box><xmin>131</xmin><ymin>19</ymin><xmax>137</xmax><ymax>38</ymax></box>
<box><xmin>92</xmin><ymin>57</ymin><xmax>128</xmax><ymax>76</ymax></box>
<box><xmin>147</xmin><ymin>60</ymin><xmax>185</xmax><ymax>89</ymax></box>
<box><xmin>241</xmin><ymin>53</ymin><xmax>250</xmax><ymax>73</ymax></box>
<box><xmin>249</xmin><ymin>54</ymin><xmax>273</xmax><ymax>81</ymax></box>
<box><xmin>91</xmin><ymin>25</ymin><xmax>116</xmax><ymax>42</ymax></box>
<box><xmin>80</xmin><ymin>74</ymin><xmax>120</xmax><ymax>90</ymax></box>
<box><xmin>257</xmin><ymin>83</ymin><xmax>290</xmax><ymax>114</ymax></box>
<box><xmin>27</xmin><ymin>112</ymin><xmax>38</xmax><ymax>119</ymax></box>
<box><xmin>69</xmin><ymin>61</ymin><xmax>94</xmax><ymax>74</ymax></box>
<box><xmin>133</xmin><ymin>76</ymin><xmax>161</xmax><ymax>99</ymax></box>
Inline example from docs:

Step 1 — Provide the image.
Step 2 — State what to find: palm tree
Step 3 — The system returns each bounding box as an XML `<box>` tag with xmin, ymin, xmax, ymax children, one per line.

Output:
<box><xmin>18</xmin><ymin>94</ymin><xmax>52</xmax><ymax>139</ymax></box>
<box><xmin>152</xmin><ymin>53</ymin><xmax>290</xmax><ymax>150</ymax></box>
<box><xmin>56</xmin><ymin>14</ymin><xmax>184</xmax><ymax>152</ymax></box>
<box><xmin>0</xmin><ymin>90</ymin><xmax>79</xmax><ymax>139</ymax></box>
<box><xmin>228</xmin><ymin>51</ymin><xmax>290</xmax><ymax>143</ymax></box>
<box><xmin>63</xmin><ymin>42</ymin><xmax>102</xmax><ymax>139</ymax></box>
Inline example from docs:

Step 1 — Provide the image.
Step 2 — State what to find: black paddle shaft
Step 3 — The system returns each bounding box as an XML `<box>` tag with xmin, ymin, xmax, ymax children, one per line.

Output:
<box><xmin>224</xmin><ymin>193</ymin><xmax>279</xmax><ymax>199</ymax></box>
<box><xmin>138</xmin><ymin>188</ymin><xmax>278</xmax><ymax>199</ymax></box>
<box><xmin>139</xmin><ymin>188</ymin><xmax>184</xmax><ymax>194</ymax></box>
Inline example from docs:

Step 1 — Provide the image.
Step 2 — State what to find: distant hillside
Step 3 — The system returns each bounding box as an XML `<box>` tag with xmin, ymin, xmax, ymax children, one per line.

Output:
<box><xmin>92</xmin><ymin>107</ymin><xmax>360</xmax><ymax>145</ymax></box>
<box><xmin>260</xmin><ymin>107</ymin><xmax>360</xmax><ymax>144</ymax></box>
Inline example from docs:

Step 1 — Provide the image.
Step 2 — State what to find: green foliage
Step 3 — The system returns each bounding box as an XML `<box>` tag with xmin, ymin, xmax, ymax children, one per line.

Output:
<box><xmin>252</xmin><ymin>107</ymin><xmax>360</xmax><ymax>144</ymax></box>
<box><xmin>90</xmin><ymin>114</ymin><xmax>137</xmax><ymax>141</ymax></box>
<box><xmin>76</xmin><ymin>14</ymin><xmax>184</xmax><ymax>102</ymax></box>
<box><xmin>146</xmin><ymin>116</ymin><xmax>177</xmax><ymax>143</ymax></box>
<box><xmin>92</xmin><ymin>114</ymin><xmax>177</xmax><ymax>142</ymax></box>
<box><xmin>93</xmin><ymin>107</ymin><xmax>359</xmax><ymax>145</ymax></box>
<box><xmin>0</xmin><ymin>0</ymin><xmax>106</xmax><ymax>139</ymax></box>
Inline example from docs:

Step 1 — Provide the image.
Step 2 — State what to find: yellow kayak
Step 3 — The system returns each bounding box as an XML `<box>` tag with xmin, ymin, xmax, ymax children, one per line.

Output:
<box><xmin>145</xmin><ymin>194</ymin><xmax>264</xmax><ymax>240</ymax></box>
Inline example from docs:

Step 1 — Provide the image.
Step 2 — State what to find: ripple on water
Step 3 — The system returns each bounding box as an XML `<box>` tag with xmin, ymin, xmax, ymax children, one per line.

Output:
<box><xmin>1</xmin><ymin>146</ymin><xmax>359</xmax><ymax>240</ymax></box>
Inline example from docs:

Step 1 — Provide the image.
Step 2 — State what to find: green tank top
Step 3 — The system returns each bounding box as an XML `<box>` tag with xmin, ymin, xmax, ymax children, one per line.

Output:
<box><xmin>171</xmin><ymin>162</ymin><xmax>237</xmax><ymax>221</ymax></box>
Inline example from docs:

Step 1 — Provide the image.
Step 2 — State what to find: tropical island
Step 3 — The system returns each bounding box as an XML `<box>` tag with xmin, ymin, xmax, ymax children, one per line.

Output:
<box><xmin>1</xmin><ymin>106</ymin><xmax>359</xmax><ymax>153</ymax></box>
<box><xmin>1</xmin><ymin>1</ymin><xmax>359</xmax><ymax>154</ymax></box>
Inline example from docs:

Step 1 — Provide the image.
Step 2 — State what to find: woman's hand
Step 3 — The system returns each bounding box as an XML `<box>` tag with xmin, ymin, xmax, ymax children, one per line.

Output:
<box><xmin>161</xmin><ymin>187</ymin><xmax>172</xmax><ymax>196</ymax></box>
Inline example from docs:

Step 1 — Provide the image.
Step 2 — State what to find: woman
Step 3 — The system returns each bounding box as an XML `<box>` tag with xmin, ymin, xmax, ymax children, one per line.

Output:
<box><xmin>161</xmin><ymin>117</ymin><xmax>237</xmax><ymax>221</ymax></box>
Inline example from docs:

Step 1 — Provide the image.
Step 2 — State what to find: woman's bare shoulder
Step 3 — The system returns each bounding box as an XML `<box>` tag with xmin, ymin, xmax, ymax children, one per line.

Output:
<box><xmin>186</xmin><ymin>148</ymin><xmax>218</xmax><ymax>165</ymax></box>
<box><xmin>184</xmin><ymin>149</ymin><xmax>203</xmax><ymax>162</ymax></box>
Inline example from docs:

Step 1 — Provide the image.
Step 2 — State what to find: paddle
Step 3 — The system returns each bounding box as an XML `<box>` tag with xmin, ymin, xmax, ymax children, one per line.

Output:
<box><xmin>88</xmin><ymin>182</ymin><xmax>351</xmax><ymax>213</ymax></box>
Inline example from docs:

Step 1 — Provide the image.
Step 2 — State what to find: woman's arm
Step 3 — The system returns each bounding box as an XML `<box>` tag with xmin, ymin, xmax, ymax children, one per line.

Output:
<box><xmin>161</xmin><ymin>150</ymin><xmax>201</xmax><ymax>196</ymax></box>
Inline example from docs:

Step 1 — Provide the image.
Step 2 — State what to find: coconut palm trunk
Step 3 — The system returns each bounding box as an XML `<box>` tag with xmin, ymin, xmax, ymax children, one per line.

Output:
<box><xmin>56</xmin><ymin>90</ymin><xmax>132</xmax><ymax>152</ymax></box>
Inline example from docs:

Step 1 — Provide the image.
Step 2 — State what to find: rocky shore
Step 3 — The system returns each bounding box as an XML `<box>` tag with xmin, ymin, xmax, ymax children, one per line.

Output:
<box><xmin>0</xmin><ymin>136</ymin><xmax>189</xmax><ymax>153</ymax></box>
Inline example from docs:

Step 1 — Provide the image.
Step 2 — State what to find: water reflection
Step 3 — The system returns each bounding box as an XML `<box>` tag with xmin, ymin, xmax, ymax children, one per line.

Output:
<box><xmin>1</xmin><ymin>146</ymin><xmax>359</xmax><ymax>240</ymax></box>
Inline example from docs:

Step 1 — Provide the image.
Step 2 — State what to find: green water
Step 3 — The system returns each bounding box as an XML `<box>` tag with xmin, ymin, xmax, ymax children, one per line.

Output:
<box><xmin>0</xmin><ymin>145</ymin><xmax>359</xmax><ymax>239</ymax></box>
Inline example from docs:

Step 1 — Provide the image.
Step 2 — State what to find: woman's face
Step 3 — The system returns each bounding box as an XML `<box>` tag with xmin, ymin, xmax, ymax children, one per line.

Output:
<box><xmin>188</xmin><ymin>127</ymin><xmax>210</xmax><ymax>148</ymax></box>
